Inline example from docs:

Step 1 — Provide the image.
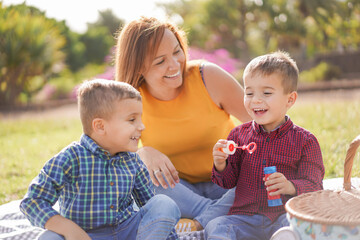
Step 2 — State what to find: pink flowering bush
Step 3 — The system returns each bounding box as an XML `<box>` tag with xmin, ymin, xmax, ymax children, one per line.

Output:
<box><xmin>188</xmin><ymin>47</ymin><xmax>244</xmax><ymax>75</ymax></box>
<box><xmin>34</xmin><ymin>84</ymin><xmax>57</xmax><ymax>102</ymax></box>
<box><xmin>69</xmin><ymin>84</ymin><xmax>80</xmax><ymax>100</ymax></box>
<box><xmin>95</xmin><ymin>66</ymin><xmax>115</xmax><ymax>80</ymax></box>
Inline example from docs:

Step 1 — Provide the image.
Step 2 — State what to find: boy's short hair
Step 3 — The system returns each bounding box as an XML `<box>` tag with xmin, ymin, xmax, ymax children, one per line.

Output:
<box><xmin>243</xmin><ymin>51</ymin><xmax>299</xmax><ymax>93</ymax></box>
<box><xmin>77</xmin><ymin>79</ymin><xmax>141</xmax><ymax>135</ymax></box>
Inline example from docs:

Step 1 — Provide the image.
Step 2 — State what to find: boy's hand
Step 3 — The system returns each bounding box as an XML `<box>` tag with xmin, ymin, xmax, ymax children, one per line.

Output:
<box><xmin>45</xmin><ymin>215</ymin><xmax>92</xmax><ymax>240</ymax></box>
<box><xmin>264</xmin><ymin>172</ymin><xmax>296</xmax><ymax>196</ymax></box>
<box><xmin>213</xmin><ymin>139</ymin><xmax>229</xmax><ymax>172</ymax></box>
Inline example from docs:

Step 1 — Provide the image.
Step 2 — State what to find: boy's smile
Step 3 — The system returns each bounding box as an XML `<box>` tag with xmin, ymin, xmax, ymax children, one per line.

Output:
<box><xmin>244</xmin><ymin>72</ymin><xmax>297</xmax><ymax>132</ymax></box>
<box><xmin>102</xmin><ymin>98</ymin><xmax>145</xmax><ymax>155</ymax></box>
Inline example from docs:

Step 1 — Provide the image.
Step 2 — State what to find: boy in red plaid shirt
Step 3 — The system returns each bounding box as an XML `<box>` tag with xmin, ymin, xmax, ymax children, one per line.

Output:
<box><xmin>206</xmin><ymin>51</ymin><xmax>325</xmax><ymax>240</ymax></box>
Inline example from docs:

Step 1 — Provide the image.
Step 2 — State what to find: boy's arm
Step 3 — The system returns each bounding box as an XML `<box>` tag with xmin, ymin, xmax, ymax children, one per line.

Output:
<box><xmin>20</xmin><ymin>153</ymin><xmax>72</xmax><ymax>228</ymax></box>
<box><xmin>44</xmin><ymin>215</ymin><xmax>91</xmax><ymax>240</ymax></box>
<box><xmin>132</xmin><ymin>154</ymin><xmax>155</xmax><ymax>207</ymax></box>
<box><xmin>289</xmin><ymin>134</ymin><xmax>325</xmax><ymax>195</ymax></box>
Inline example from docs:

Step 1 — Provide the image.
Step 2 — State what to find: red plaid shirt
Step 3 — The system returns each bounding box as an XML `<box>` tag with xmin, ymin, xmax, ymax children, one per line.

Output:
<box><xmin>212</xmin><ymin>117</ymin><xmax>324</xmax><ymax>222</ymax></box>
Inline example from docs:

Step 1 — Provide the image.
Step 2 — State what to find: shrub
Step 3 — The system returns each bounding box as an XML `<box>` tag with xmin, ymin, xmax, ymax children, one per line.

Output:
<box><xmin>0</xmin><ymin>3</ymin><xmax>65</xmax><ymax>106</ymax></box>
<box><xmin>188</xmin><ymin>47</ymin><xmax>244</xmax><ymax>75</ymax></box>
<box><xmin>299</xmin><ymin>62</ymin><xmax>342</xmax><ymax>83</ymax></box>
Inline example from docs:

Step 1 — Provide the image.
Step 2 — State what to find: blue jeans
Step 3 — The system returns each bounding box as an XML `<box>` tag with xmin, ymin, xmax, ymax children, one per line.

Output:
<box><xmin>38</xmin><ymin>194</ymin><xmax>180</xmax><ymax>240</ymax></box>
<box><xmin>205</xmin><ymin>213</ymin><xmax>289</xmax><ymax>240</ymax></box>
<box><xmin>155</xmin><ymin>178</ymin><xmax>235</xmax><ymax>228</ymax></box>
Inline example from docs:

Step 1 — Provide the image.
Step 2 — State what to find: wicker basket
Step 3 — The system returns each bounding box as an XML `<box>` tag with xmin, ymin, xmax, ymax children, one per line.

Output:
<box><xmin>285</xmin><ymin>135</ymin><xmax>360</xmax><ymax>239</ymax></box>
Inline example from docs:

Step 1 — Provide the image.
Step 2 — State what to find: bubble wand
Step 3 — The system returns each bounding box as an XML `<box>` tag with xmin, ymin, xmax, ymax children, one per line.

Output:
<box><xmin>220</xmin><ymin>140</ymin><xmax>257</xmax><ymax>155</ymax></box>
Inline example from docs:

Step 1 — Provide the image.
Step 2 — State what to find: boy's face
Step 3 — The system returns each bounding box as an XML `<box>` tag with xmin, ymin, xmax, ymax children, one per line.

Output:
<box><xmin>102</xmin><ymin>98</ymin><xmax>144</xmax><ymax>155</ymax></box>
<box><xmin>243</xmin><ymin>72</ymin><xmax>296</xmax><ymax>132</ymax></box>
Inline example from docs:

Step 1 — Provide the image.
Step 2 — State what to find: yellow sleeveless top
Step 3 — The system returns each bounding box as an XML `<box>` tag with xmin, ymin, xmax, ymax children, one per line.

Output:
<box><xmin>139</xmin><ymin>61</ymin><xmax>235</xmax><ymax>183</ymax></box>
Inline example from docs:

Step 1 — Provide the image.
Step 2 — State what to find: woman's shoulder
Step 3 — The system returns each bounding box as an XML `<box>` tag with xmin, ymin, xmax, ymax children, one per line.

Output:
<box><xmin>186</xmin><ymin>59</ymin><xmax>207</xmax><ymax>72</ymax></box>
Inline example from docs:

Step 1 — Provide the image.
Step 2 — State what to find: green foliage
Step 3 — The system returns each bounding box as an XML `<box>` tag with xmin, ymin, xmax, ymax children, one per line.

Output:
<box><xmin>0</xmin><ymin>3</ymin><xmax>65</xmax><ymax>106</ymax></box>
<box><xmin>60</xmin><ymin>25</ymin><xmax>87</xmax><ymax>72</ymax></box>
<box><xmin>35</xmin><ymin>63</ymin><xmax>107</xmax><ymax>101</ymax></box>
<box><xmin>160</xmin><ymin>0</ymin><xmax>360</xmax><ymax>60</ymax></box>
<box><xmin>80</xmin><ymin>26</ymin><xmax>114</xmax><ymax>64</ymax></box>
<box><xmin>0</xmin><ymin>2</ymin><xmax>118</xmax><ymax>106</ymax></box>
<box><xmin>299</xmin><ymin>62</ymin><xmax>341</xmax><ymax>83</ymax></box>
<box><xmin>87</xmin><ymin>9</ymin><xmax>124</xmax><ymax>37</ymax></box>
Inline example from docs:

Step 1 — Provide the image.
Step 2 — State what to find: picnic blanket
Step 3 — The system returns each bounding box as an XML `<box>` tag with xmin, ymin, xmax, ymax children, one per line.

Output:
<box><xmin>1</xmin><ymin>178</ymin><xmax>359</xmax><ymax>240</ymax></box>
<box><xmin>0</xmin><ymin>200</ymin><xmax>204</xmax><ymax>240</ymax></box>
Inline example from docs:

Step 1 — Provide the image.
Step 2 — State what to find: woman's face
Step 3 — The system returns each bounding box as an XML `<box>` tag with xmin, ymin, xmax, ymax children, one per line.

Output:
<box><xmin>141</xmin><ymin>29</ymin><xmax>186</xmax><ymax>99</ymax></box>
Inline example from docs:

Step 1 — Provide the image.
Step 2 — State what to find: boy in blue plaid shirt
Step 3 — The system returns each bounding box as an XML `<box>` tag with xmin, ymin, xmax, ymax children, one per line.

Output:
<box><xmin>20</xmin><ymin>79</ymin><xmax>180</xmax><ymax>240</ymax></box>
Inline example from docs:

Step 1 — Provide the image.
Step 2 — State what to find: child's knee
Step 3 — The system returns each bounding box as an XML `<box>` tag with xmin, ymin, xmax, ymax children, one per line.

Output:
<box><xmin>205</xmin><ymin>217</ymin><xmax>218</xmax><ymax>232</ymax></box>
<box><xmin>149</xmin><ymin>194</ymin><xmax>180</xmax><ymax>220</ymax></box>
<box><xmin>38</xmin><ymin>230</ymin><xmax>65</xmax><ymax>240</ymax></box>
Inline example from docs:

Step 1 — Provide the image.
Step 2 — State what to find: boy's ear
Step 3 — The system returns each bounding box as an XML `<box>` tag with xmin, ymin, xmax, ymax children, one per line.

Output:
<box><xmin>92</xmin><ymin>118</ymin><xmax>106</xmax><ymax>135</ymax></box>
<box><xmin>287</xmin><ymin>91</ymin><xmax>297</xmax><ymax>108</ymax></box>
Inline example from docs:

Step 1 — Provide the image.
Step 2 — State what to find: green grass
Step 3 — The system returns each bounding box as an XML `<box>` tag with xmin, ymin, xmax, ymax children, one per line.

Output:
<box><xmin>289</xmin><ymin>100</ymin><xmax>360</xmax><ymax>178</ymax></box>
<box><xmin>1</xmin><ymin>99</ymin><xmax>359</xmax><ymax>205</ymax></box>
<box><xmin>0</xmin><ymin>117</ymin><xmax>82</xmax><ymax>205</ymax></box>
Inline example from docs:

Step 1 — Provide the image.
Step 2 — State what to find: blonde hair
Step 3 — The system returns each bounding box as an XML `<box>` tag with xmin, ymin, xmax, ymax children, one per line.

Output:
<box><xmin>115</xmin><ymin>16</ymin><xmax>188</xmax><ymax>88</ymax></box>
<box><xmin>243</xmin><ymin>51</ymin><xmax>299</xmax><ymax>93</ymax></box>
<box><xmin>77</xmin><ymin>79</ymin><xmax>141</xmax><ymax>135</ymax></box>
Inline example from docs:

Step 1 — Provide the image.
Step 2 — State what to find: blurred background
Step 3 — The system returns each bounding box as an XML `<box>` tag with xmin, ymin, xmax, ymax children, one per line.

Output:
<box><xmin>1</xmin><ymin>0</ymin><xmax>360</xmax><ymax>109</ymax></box>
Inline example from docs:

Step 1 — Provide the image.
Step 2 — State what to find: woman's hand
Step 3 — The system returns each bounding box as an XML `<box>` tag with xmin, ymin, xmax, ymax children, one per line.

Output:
<box><xmin>213</xmin><ymin>139</ymin><xmax>229</xmax><ymax>172</ymax></box>
<box><xmin>264</xmin><ymin>172</ymin><xmax>297</xmax><ymax>196</ymax></box>
<box><xmin>137</xmin><ymin>146</ymin><xmax>180</xmax><ymax>189</ymax></box>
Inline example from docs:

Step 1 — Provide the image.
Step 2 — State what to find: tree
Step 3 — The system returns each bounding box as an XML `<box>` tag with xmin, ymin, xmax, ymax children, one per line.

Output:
<box><xmin>59</xmin><ymin>23</ymin><xmax>87</xmax><ymax>72</ymax></box>
<box><xmin>0</xmin><ymin>3</ymin><xmax>65</xmax><ymax>106</ymax></box>
<box><xmin>80</xmin><ymin>26</ymin><xmax>114</xmax><ymax>64</ymax></box>
<box><xmin>82</xmin><ymin>9</ymin><xmax>122</xmax><ymax>65</ymax></box>
<box><xmin>160</xmin><ymin>0</ymin><xmax>359</xmax><ymax>62</ymax></box>
<box><xmin>87</xmin><ymin>9</ymin><xmax>125</xmax><ymax>37</ymax></box>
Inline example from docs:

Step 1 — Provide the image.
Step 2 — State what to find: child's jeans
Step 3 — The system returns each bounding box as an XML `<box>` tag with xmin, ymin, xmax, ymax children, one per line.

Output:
<box><xmin>155</xmin><ymin>178</ymin><xmax>235</xmax><ymax>229</ymax></box>
<box><xmin>205</xmin><ymin>213</ymin><xmax>289</xmax><ymax>240</ymax></box>
<box><xmin>38</xmin><ymin>194</ymin><xmax>180</xmax><ymax>240</ymax></box>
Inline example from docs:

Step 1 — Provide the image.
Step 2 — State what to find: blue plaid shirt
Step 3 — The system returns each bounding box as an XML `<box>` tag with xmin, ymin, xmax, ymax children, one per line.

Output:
<box><xmin>20</xmin><ymin>134</ymin><xmax>155</xmax><ymax>230</ymax></box>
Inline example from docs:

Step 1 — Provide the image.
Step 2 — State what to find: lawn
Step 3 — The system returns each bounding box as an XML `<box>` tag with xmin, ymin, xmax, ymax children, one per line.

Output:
<box><xmin>1</xmin><ymin>99</ymin><xmax>359</xmax><ymax>205</ymax></box>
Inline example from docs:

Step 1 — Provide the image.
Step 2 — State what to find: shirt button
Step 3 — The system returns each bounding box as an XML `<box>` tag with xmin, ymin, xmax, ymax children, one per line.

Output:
<box><xmin>110</xmin><ymin>205</ymin><xmax>114</xmax><ymax>209</ymax></box>
<box><xmin>110</xmin><ymin>182</ymin><xmax>114</xmax><ymax>186</ymax></box>
<box><xmin>266</xmin><ymin>137</ymin><xmax>270</xmax><ymax>142</ymax></box>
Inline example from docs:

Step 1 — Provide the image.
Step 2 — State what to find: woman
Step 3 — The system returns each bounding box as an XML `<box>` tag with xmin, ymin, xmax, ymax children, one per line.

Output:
<box><xmin>115</xmin><ymin>17</ymin><xmax>250</xmax><ymax>230</ymax></box>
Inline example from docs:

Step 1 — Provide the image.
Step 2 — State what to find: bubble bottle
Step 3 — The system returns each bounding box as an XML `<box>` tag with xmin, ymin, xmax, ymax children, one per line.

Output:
<box><xmin>264</xmin><ymin>166</ymin><xmax>283</xmax><ymax>207</ymax></box>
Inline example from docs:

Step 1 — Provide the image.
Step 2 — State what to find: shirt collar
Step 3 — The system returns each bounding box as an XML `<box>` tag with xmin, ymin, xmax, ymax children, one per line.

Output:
<box><xmin>252</xmin><ymin>115</ymin><xmax>293</xmax><ymax>137</ymax></box>
<box><xmin>80</xmin><ymin>134</ymin><xmax>112</xmax><ymax>158</ymax></box>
